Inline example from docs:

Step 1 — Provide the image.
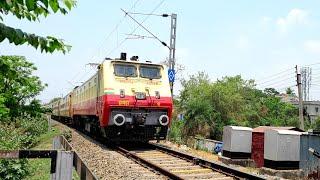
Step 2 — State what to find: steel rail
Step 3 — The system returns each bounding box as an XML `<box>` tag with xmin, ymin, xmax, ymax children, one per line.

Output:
<box><xmin>148</xmin><ymin>143</ymin><xmax>266</xmax><ymax>180</ymax></box>
<box><xmin>53</xmin><ymin>120</ymin><xmax>265</xmax><ymax>180</ymax></box>
<box><xmin>116</xmin><ymin>146</ymin><xmax>184</xmax><ymax>180</ymax></box>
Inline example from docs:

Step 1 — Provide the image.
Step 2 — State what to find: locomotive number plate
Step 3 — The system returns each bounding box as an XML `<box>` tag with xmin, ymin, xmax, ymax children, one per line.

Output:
<box><xmin>119</xmin><ymin>100</ymin><xmax>130</xmax><ymax>106</ymax></box>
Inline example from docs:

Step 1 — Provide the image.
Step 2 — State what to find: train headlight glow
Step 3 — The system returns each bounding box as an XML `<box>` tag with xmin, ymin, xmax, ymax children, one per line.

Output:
<box><xmin>155</xmin><ymin>91</ymin><xmax>160</xmax><ymax>99</ymax></box>
<box><xmin>120</xmin><ymin>89</ymin><xmax>125</xmax><ymax>98</ymax></box>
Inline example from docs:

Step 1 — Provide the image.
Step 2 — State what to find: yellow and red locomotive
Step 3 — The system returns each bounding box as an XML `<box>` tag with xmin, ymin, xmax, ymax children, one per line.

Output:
<box><xmin>50</xmin><ymin>53</ymin><xmax>173</xmax><ymax>141</ymax></box>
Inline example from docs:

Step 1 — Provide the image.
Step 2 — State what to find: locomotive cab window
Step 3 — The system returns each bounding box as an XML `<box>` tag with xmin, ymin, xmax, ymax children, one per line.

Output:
<box><xmin>114</xmin><ymin>64</ymin><xmax>137</xmax><ymax>77</ymax></box>
<box><xmin>139</xmin><ymin>65</ymin><xmax>161</xmax><ymax>79</ymax></box>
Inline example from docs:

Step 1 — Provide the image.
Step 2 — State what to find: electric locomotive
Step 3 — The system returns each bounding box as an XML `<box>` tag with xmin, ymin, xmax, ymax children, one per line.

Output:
<box><xmin>50</xmin><ymin>53</ymin><xmax>173</xmax><ymax>142</ymax></box>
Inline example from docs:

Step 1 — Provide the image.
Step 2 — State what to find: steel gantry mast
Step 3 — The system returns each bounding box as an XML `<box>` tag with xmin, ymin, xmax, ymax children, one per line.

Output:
<box><xmin>168</xmin><ymin>14</ymin><xmax>177</xmax><ymax>96</ymax></box>
<box><xmin>121</xmin><ymin>9</ymin><xmax>177</xmax><ymax>96</ymax></box>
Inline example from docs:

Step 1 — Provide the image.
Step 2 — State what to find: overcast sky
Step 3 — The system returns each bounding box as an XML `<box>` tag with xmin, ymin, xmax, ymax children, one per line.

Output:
<box><xmin>1</xmin><ymin>0</ymin><xmax>320</xmax><ymax>102</ymax></box>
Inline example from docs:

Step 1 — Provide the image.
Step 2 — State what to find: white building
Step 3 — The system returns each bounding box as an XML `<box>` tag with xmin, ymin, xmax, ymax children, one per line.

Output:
<box><xmin>292</xmin><ymin>101</ymin><xmax>320</xmax><ymax>123</ymax></box>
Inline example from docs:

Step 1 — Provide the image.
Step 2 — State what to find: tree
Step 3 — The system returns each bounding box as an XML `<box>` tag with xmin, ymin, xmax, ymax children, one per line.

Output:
<box><xmin>264</xmin><ymin>88</ymin><xmax>279</xmax><ymax>96</ymax></box>
<box><xmin>0</xmin><ymin>56</ymin><xmax>47</xmax><ymax>119</ymax></box>
<box><xmin>286</xmin><ymin>87</ymin><xmax>295</xmax><ymax>95</ymax></box>
<box><xmin>176</xmin><ymin>72</ymin><xmax>299</xmax><ymax>140</ymax></box>
<box><xmin>0</xmin><ymin>0</ymin><xmax>76</xmax><ymax>53</ymax></box>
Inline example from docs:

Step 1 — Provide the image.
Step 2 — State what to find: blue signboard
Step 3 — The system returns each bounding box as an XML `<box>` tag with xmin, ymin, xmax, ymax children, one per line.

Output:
<box><xmin>168</xmin><ymin>69</ymin><xmax>175</xmax><ymax>83</ymax></box>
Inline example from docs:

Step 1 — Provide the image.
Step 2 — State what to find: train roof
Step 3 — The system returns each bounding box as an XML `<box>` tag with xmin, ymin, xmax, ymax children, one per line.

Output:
<box><xmin>105</xmin><ymin>59</ymin><xmax>165</xmax><ymax>66</ymax></box>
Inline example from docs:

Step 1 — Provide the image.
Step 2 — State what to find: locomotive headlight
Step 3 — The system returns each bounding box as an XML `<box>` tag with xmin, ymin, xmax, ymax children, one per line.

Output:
<box><xmin>159</xmin><ymin>115</ymin><xmax>169</xmax><ymax>126</ymax></box>
<box><xmin>155</xmin><ymin>91</ymin><xmax>160</xmax><ymax>99</ymax></box>
<box><xmin>114</xmin><ymin>114</ymin><xmax>125</xmax><ymax>126</ymax></box>
<box><xmin>120</xmin><ymin>89</ymin><xmax>125</xmax><ymax>98</ymax></box>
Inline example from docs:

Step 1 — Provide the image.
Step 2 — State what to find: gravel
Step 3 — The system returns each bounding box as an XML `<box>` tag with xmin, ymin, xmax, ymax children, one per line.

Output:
<box><xmin>54</xmin><ymin>122</ymin><xmax>165</xmax><ymax>180</ymax></box>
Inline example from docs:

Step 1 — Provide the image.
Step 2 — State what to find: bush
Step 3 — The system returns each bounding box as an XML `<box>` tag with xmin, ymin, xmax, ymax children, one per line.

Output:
<box><xmin>178</xmin><ymin>73</ymin><xmax>300</xmax><ymax>140</ymax></box>
<box><xmin>168</xmin><ymin>119</ymin><xmax>184</xmax><ymax>144</ymax></box>
<box><xmin>0</xmin><ymin>159</ymin><xmax>29</xmax><ymax>180</ymax></box>
<box><xmin>0</xmin><ymin>116</ymin><xmax>48</xmax><ymax>180</ymax></box>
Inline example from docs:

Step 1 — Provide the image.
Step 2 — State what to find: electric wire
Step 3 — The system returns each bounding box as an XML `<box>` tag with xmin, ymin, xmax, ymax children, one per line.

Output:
<box><xmin>66</xmin><ymin>0</ymin><xmax>143</xmax><ymax>92</ymax></box>
<box><xmin>257</xmin><ymin>76</ymin><xmax>296</xmax><ymax>88</ymax></box>
<box><xmin>303</xmin><ymin>62</ymin><xmax>320</xmax><ymax>67</ymax></box>
<box><xmin>256</xmin><ymin>71</ymin><xmax>296</xmax><ymax>85</ymax></box>
<box><xmin>92</xmin><ymin>0</ymin><xmax>141</xmax><ymax>61</ymax></box>
<box><xmin>104</xmin><ymin>0</ymin><xmax>166</xmax><ymax>60</ymax></box>
<box><xmin>256</xmin><ymin>67</ymin><xmax>295</xmax><ymax>83</ymax></box>
<box><xmin>121</xmin><ymin>8</ymin><xmax>170</xmax><ymax>49</ymax></box>
<box><xmin>125</xmin><ymin>12</ymin><xmax>170</xmax><ymax>17</ymax></box>
<box><xmin>276</xmin><ymin>84</ymin><xmax>296</xmax><ymax>92</ymax></box>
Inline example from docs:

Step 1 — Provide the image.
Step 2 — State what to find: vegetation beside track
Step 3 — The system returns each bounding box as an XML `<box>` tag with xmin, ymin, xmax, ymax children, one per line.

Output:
<box><xmin>0</xmin><ymin>56</ymin><xmax>53</xmax><ymax>180</ymax></box>
<box><xmin>26</xmin><ymin>124</ymin><xmax>79</xmax><ymax>180</ymax></box>
<box><xmin>169</xmin><ymin>72</ymin><xmax>320</xmax><ymax>142</ymax></box>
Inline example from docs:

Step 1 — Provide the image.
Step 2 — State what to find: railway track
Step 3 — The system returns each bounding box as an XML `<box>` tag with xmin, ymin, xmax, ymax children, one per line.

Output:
<box><xmin>54</xmin><ymin>120</ymin><xmax>265</xmax><ymax>180</ymax></box>
<box><xmin>116</xmin><ymin>143</ymin><xmax>265</xmax><ymax>180</ymax></box>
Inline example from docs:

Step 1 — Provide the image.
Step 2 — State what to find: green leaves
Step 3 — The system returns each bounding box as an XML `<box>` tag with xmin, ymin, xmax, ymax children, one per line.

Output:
<box><xmin>49</xmin><ymin>0</ymin><xmax>59</xmax><ymax>12</ymax></box>
<box><xmin>40</xmin><ymin>0</ymin><xmax>49</xmax><ymax>8</ymax></box>
<box><xmin>0</xmin><ymin>116</ymin><xmax>49</xmax><ymax>179</ymax></box>
<box><xmin>0</xmin><ymin>0</ymin><xmax>76</xmax><ymax>53</ymax></box>
<box><xmin>178</xmin><ymin>73</ymin><xmax>300</xmax><ymax>140</ymax></box>
<box><xmin>0</xmin><ymin>56</ymin><xmax>47</xmax><ymax>118</ymax></box>
<box><xmin>0</xmin><ymin>23</ymin><xmax>71</xmax><ymax>53</ymax></box>
<box><xmin>0</xmin><ymin>0</ymin><xmax>76</xmax><ymax>20</ymax></box>
<box><xmin>26</xmin><ymin>0</ymin><xmax>36</xmax><ymax>11</ymax></box>
<box><xmin>64</xmin><ymin>0</ymin><xmax>75</xmax><ymax>10</ymax></box>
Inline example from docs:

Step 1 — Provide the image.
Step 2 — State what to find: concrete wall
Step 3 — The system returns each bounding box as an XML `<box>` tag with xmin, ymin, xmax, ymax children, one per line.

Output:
<box><xmin>194</xmin><ymin>137</ymin><xmax>222</xmax><ymax>153</ymax></box>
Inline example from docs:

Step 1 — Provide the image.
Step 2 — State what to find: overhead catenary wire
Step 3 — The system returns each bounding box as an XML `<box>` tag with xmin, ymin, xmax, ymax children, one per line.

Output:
<box><xmin>125</xmin><ymin>11</ymin><xmax>170</xmax><ymax>17</ymax></box>
<box><xmin>121</xmin><ymin>8</ymin><xmax>170</xmax><ymax>49</ymax></box>
<box><xmin>104</xmin><ymin>0</ymin><xmax>166</xmax><ymax>60</ymax></box>
<box><xmin>92</xmin><ymin>0</ymin><xmax>142</xmax><ymax>61</ymax></box>
<box><xmin>66</xmin><ymin>0</ymin><xmax>143</xmax><ymax>92</ymax></box>
<box><xmin>69</xmin><ymin>0</ymin><xmax>140</xmax><ymax>88</ymax></box>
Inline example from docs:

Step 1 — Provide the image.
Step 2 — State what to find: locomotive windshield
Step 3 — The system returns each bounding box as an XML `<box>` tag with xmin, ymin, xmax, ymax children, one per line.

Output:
<box><xmin>139</xmin><ymin>66</ymin><xmax>161</xmax><ymax>79</ymax></box>
<box><xmin>114</xmin><ymin>64</ymin><xmax>137</xmax><ymax>77</ymax></box>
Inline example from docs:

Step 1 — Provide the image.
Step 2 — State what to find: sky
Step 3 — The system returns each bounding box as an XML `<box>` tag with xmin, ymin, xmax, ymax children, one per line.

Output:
<box><xmin>1</xmin><ymin>0</ymin><xmax>320</xmax><ymax>102</ymax></box>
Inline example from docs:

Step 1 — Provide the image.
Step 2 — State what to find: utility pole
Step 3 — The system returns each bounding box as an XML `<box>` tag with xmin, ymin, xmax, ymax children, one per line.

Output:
<box><xmin>168</xmin><ymin>14</ymin><xmax>177</xmax><ymax>96</ymax></box>
<box><xmin>296</xmin><ymin>65</ymin><xmax>304</xmax><ymax>130</ymax></box>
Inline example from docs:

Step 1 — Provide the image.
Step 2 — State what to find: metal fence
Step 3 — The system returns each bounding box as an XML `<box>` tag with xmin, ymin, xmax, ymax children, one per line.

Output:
<box><xmin>0</xmin><ymin>136</ymin><xmax>98</xmax><ymax>180</ymax></box>
<box><xmin>53</xmin><ymin>136</ymin><xmax>98</xmax><ymax>180</ymax></box>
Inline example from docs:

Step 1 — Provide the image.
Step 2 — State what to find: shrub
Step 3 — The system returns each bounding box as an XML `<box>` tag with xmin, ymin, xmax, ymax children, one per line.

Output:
<box><xmin>0</xmin><ymin>116</ymin><xmax>48</xmax><ymax>180</ymax></box>
<box><xmin>0</xmin><ymin>159</ymin><xmax>29</xmax><ymax>180</ymax></box>
<box><xmin>169</xmin><ymin>119</ymin><xmax>184</xmax><ymax>144</ymax></box>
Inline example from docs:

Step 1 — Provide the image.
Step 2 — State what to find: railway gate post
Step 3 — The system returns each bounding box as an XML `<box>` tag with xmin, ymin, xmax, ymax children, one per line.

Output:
<box><xmin>51</xmin><ymin>151</ymin><xmax>73</xmax><ymax>180</ymax></box>
<box><xmin>52</xmin><ymin>137</ymin><xmax>74</xmax><ymax>180</ymax></box>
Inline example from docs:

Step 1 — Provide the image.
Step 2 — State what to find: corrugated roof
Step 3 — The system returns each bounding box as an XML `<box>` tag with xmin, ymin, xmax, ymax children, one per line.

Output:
<box><xmin>253</xmin><ymin>126</ymin><xmax>303</xmax><ymax>133</ymax></box>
